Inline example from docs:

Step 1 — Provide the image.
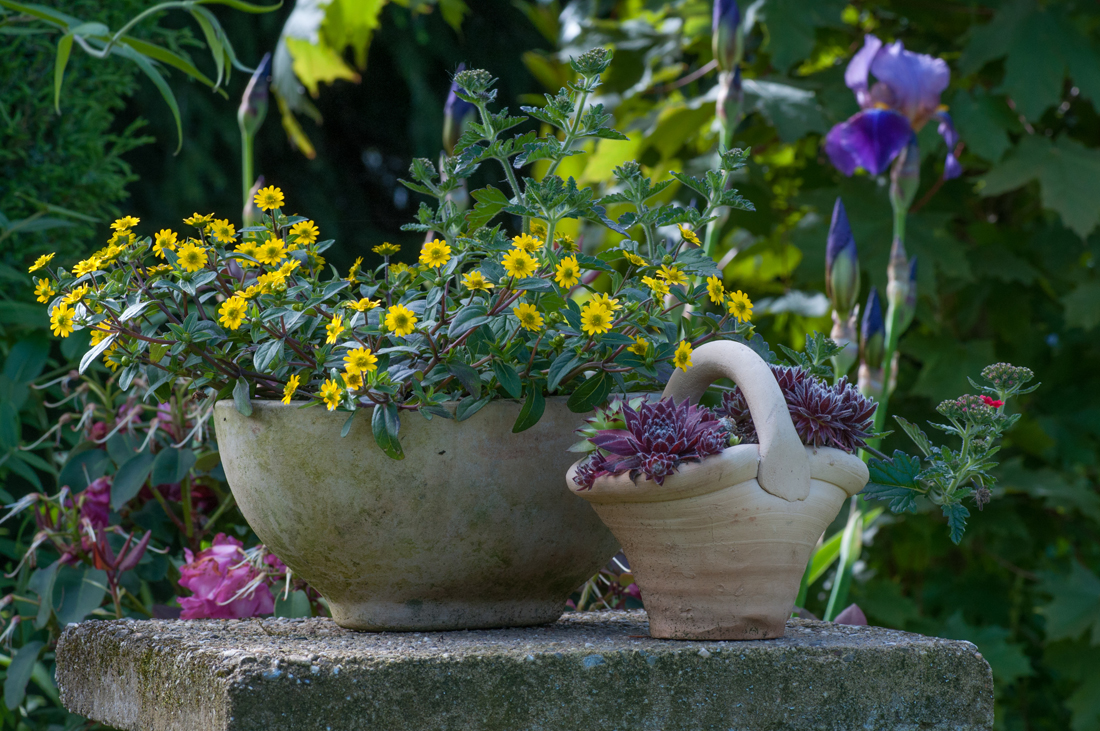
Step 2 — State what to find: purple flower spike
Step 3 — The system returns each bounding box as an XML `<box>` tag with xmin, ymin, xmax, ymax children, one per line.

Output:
<box><xmin>936</xmin><ymin>110</ymin><xmax>962</xmax><ymax>179</ymax></box>
<box><xmin>825</xmin><ymin>108</ymin><xmax>913</xmax><ymax>176</ymax></box>
<box><xmin>861</xmin><ymin>287</ymin><xmax>885</xmax><ymax>370</ymax></box>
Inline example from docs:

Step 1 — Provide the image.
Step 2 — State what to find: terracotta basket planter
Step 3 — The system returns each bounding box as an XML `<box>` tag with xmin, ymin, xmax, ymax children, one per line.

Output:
<box><xmin>215</xmin><ymin>397</ymin><xmax>619</xmax><ymax>632</ymax></box>
<box><xmin>567</xmin><ymin>341</ymin><xmax>868</xmax><ymax>640</ymax></box>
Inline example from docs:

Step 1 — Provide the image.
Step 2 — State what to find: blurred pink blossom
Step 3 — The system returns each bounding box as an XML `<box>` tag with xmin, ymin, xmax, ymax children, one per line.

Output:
<box><xmin>80</xmin><ymin>477</ymin><xmax>112</xmax><ymax>530</ymax></box>
<box><xmin>178</xmin><ymin>534</ymin><xmax>274</xmax><ymax>619</ymax></box>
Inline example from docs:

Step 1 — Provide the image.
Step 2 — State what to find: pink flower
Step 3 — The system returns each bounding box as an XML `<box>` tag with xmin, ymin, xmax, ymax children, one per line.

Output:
<box><xmin>80</xmin><ymin>477</ymin><xmax>112</xmax><ymax>529</ymax></box>
<box><xmin>178</xmin><ymin>534</ymin><xmax>274</xmax><ymax>619</ymax></box>
<box><xmin>979</xmin><ymin>395</ymin><xmax>1004</xmax><ymax>408</ymax></box>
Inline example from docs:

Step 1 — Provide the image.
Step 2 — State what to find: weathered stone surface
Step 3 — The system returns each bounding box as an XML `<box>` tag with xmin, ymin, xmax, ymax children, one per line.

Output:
<box><xmin>57</xmin><ymin>611</ymin><xmax>994</xmax><ymax>731</ymax></box>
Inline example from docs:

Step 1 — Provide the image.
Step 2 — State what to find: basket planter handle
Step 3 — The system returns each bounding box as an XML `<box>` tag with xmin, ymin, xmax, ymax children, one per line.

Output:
<box><xmin>661</xmin><ymin>340</ymin><xmax>811</xmax><ymax>502</ymax></box>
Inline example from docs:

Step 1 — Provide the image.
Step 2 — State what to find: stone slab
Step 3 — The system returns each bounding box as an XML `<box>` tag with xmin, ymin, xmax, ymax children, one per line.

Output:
<box><xmin>56</xmin><ymin>611</ymin><xmax>993</xmax><ymax>731</ymax></box>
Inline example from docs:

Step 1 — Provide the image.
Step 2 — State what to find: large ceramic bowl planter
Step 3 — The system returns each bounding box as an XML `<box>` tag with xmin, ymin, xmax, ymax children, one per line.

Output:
<box><xmin>567</xmin><ymin>341</ymin><xmax>869</xmax><ymax>640</ymax></box>
<box><xmin>214</xmin><ymin>397</ymin><xmax>619</xmax><ymax>631</ymax></box>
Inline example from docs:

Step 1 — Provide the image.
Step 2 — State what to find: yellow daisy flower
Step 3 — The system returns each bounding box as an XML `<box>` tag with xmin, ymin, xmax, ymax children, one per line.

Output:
<box><xmin>419</xmin><ymin>239</ymin><xmax>452</xmax><ymax>268</ymax></box>
<box><xmin>727</xmin><ymin>289</ymin><xmax>753</xmax><ymax>323</ymax></box>
<box><xmin>28</xmin><ymin>253</ymin><xmax>54</xmax><ymax>273</ymax></box>
<box><xmin>706</xmin><ymin>275</ymin><xmax>725</xmax><ymax>305</ymax></box>
<box><xmin>62</xmin><ymin>284</ymin><xmax>90</xmax><ymax>306</ymax></box>
<box><xmin>183</xmin><ymin>212</ymin><xmax>214</xmax><ymax>227</ymax></box>
<box><xmin>235</xmin><ymin>241</ymin><xmax>259</xmax><ymax>267</ymax></box>
<box><xmin>385</xmin><ymin>304</ymin><xmax>418</xmax><ymax>337</ymax></box>
<box><xmin>72</xmin><ymin>257</ymin><xmax>102</xmax><ymax>277</ymax></box>
<box><xmin>555</xmin><ymin>234</ymin><xmax>577</xmax><ymax>252</ymax></box>
<box><xmin>88</xmin><ymin>322</ymin><xmax>113</xmax><ymax>347</ymax></box>
<box><xmin>289</xmin><ymin>220</ymin><xmax>319</xmax><ymax>246</ymax></box>
<box><xmin>218</xmin><ymin>296</ymin><xmax>247</xmax><ymax>330</ymax></box>
<box><xmin>278</xmin><ymin>259</ymin><xmax>301</xmax><ymax>278</ymax></box>
<box><xmin>256</xmin><ymin>238</ymin><xmax>286</xmax><ymax>266</ymax></box>
<box><xmin>177</xmin><ymin>243</ymin><xmax>207</xmax><ymax>272</ymax></box>
<box><xmin>326</xmin><ymin>315</ymin><xmax>346</xmax><ymax>345</ymax></box>
<box><xmin>502</xmin><ymin>249</ymin><xmax>537</xmax><ymax>278</ymax></box>
<box><xmin>210</xmin><ymin>219</ymin><xmax>237</xmax><ymax>244</ymax></box>
<box><xmin>344</xmin><ymin>369</ymin><xmax>364</xmax><ymax>391</ymax></box>
<box><xmin>658</xmin><ymin>264</ymin><xmax>688</xmax><ymax>286</ymax></box>
<box><xmin>673</xmin><ymin>340</ymin><xmax>694</xmax><ymax>371</ymax></box>
<box><xmin>344</xmin><ymin>347</ymin><xmax>378</xmax><ymax>374</ymax></box>
<box><xmin>282</xmin><ymin>374</ymin><xmax>300</xmax><ymax>404</ymax></box>
<box><xmin>319</xmin><ymin>378</ymin><xmax>343</xmax><ymax>411</ymax></box>
<box><xmin>592</xmin><ymin>293</ymin><xmax>622</xmax><ymax>312</ymax></box>
<box><xmin>50</xmin><ymin>304</ymin><xmax>75</xmax><ymax>338</ymax></box>
<box><xmin>555</xmin><ymin>256</ymin><xmax>580</xmax><ymax>289</ymax></box>
<box><xmin>154</xmin><ymin>229</ymin><xmax>179</xmax><ymax>259</ymax></box>
<box><xmin>628</xmin><ymin>337</ymin><xmax>649</xmax><ymax>356</ymax></box>
<box><xmin>623</xmin><ymin>251</ymin><xmax>647</xmax><ymax>268</ymax></box>
<box><xmin>462</xmin><ymin>270</ymin><xmax>495</xmax><ymax>292</ymax></box>
<box><xmin>512</xmin><ymin>302</ymin><xmax>544</xmax><ymax>331</ymax></box>
<box><xmin>373</xmin><ymin>242</ymin><xmax>400</xmax><ymax>256</ymax></box>
<box><xmin>529</xmin><ymin>221</ymin><xmax>547</xmax><ymax>238</ymax></box>
<box><xmin>348</xmin><ymin>297</ymin><xmax>381</xmax><ymax>312</ymax></box>
<box><xmin>389</xmin><ymin>262</ymin><xmax>414</xmax><ymax>278</ymax></box>
<box><xmin>111</xmin><ymin>216</ymin><xmax>139</xmax><ymax>231</ymax></box>
<box><xmin>641</xmin><ymin>276</ymin><xmax>670</xmax><ymax>298</ymax></box>
<box><xmin>254</xmin><ymin>185</ymin><xmax>285</xmax><ymax>211</ymax></box>
<box><xmin>34</xmin><ymin>278</ymin><xmax>55</xmax><ymax>303</ymax></box>
<box><xmin>512</xmin><ymin>233</ymin><xmax>542</xmax><ymax>253</ymax></box>
<box><xmin>346</xmin><ymin>257</ymin><xmax>363</xmax><ymax>282</ymax></box>
<box><xmin>678</xmin><ymin>224</ymin><xmax>700</xmax><ymax>245</ymax></box>
<box><xmin>580</xmin><ymin>302</ymin><xmax>613</xmax><ymax>336</ymax></box>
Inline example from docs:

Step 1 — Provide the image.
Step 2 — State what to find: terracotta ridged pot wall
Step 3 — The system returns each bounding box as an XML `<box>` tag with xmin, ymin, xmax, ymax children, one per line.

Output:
<box><xmin>215</xmin><ymin>397</ymin><xmax>619</xmax><ymax>632</ymax></box>
<box><xmin>568</xmin><ymin>341</ymin><xmax>868</xmax><ymax>640</ymax></box>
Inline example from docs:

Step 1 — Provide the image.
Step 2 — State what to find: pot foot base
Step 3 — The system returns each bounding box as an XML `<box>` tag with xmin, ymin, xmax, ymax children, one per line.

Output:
<box><xmin>328</xmin><ymin>598</ymin><xmax>567</xmax><ymax>632</ymax></box>
<box><xmin>647</xmin><ymin>614</ymin><xmax>788</xmax><ymax>641</ymax></box>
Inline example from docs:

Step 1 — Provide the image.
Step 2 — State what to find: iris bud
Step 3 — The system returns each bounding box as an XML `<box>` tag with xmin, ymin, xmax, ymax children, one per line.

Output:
<box><xmin>825</xmin><ymin>197</ymin><xmax>860</xmax><ymax>317</ymax></box>
<box><xmin>443</xmin><ymin>63</ymin><xmax>479</xmax><ymax>155</ymax></box>
<box><xmin>712</xmin><ymin>0</ymin><xmax>743</xmax><ymax>73</ymax></box>
<box><xmin>237</xmin><ymin>53</ymin><xmax>272</xmax><ymax>139</ymax></box>
<box><xmin>860</xmin><ymin>287</ymin><xmax>884</xmax><ymax>372</ymax></box>
<box><xmin>716</xmin><ymin>68</ymin><xmax>744</xmax><ymax>149</ymax></box>
<box><xmin>889</xmin><ymin>136</ymin><xmax>920</xmax><ymax>215</ymax></box>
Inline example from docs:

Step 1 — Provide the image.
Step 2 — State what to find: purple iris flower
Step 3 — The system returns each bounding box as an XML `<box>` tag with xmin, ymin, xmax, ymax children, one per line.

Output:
<box><xmin>825</xmin><ymin>35</ymin><xmax>960</xmax><ymax>180</ymax></box>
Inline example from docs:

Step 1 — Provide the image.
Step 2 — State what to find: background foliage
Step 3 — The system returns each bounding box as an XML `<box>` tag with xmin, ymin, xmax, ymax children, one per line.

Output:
<box><xmin>2</xmin><ymin>0</ymin><xmax>1100</xmax><ymax>730</ymax></box>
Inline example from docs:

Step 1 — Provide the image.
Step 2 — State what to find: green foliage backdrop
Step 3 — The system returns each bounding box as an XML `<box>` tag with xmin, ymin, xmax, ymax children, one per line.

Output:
<box><xmin>3</xmin><ymin>0</ymin><xmax>1100</xmax><ymax>729</ymax></box>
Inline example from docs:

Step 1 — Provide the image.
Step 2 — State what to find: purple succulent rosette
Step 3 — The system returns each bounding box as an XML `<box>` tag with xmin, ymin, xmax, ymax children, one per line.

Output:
<box><xmin>574</xmin><ymin>398</ymin><xmax>730</xmax><ymax>488</ymax></box>
<box><xmin>719</xmin><ymin>365</ymin><xmax>877</xmax><ymax>453</ymax></box>
<box><xmin>825</xmin><ymin>34</ymin><xmax>960</xmax><ymax>179</ymax></box>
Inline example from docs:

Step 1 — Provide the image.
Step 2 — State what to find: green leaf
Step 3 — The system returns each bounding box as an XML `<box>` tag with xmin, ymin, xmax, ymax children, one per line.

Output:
<box><xmin>119</xmin><ymin>36</ymin><xmax>219</xmax><ymax>91</ymax></box>
<box><xmin>79</xmin><ymin>331</ymin><xmax>116</xmax><ymax>374</ymax></box>
<box><xmin>447</xmin><ymin>361</ymin><xmax>482</xmax><ymax>397</ymax></box>
<box><xmin>233</xmin><ymin>377</ymin><xmax>252</xmax><ymax>416</ymax></box>
<box><xmin>762</xmin><ymin>0</ymin><xmax>846</xmax><ymax>71</ymax></box>
<box><xmin>546</xmin><ymin>351</ymin><xmax>583</xmax><ymax>392</ymax></box>
<box><xmin>151</xmin><ymin>447</ymin><xmax>196</xmax><ymax>486</ymax></box>
<box><xmin>341</xmin><ymin>410</ymin><xmax>357</xmax><ymax>438</ymax></box>
<box><xmin>58</xmin><ymin>449</ymin><xmax>109</xmax><ymax>492</ymax></box>
<box><xmin>371</xmin><ymin>402</ymin><xmax>404</xmax><ymax>459</ymax></box>
<box><xmin>942</xmin><ymin>502</ymin><xmax>970</xmax><ymax>545</ymax></box>
<box><xmin>54</xmin><ymin>566</ymin><xmax>108</xmax><ymax>625</ymax></box>
<box><xmin>566</xmin><ymin>371</ymin><xmax>611</xmax><ymax>413</ymax></box>
<box><xmin>188</xmin><ymin>7</ymin><xmax>225</xmax><ymax>87</ymax></box>
<box><xmin>981</xmin><ymin>136</ymin><xmax>1100</xmax><ymax>239</ymax></box>
<box><xmin>1062</xmin><ymin>282</ymin><xmax>1100</xmax><ymax>331</ymax></box>
<box><xmin>274</xmin><ymin>589</ymin><xmax>312</xmax><ymax>618</ymax></box>
<box><xmin>512</xmin><ymin>380</ymin><xmax>545</xmax><ymax>433</ymax></box>
<box><xmin>466</xmin><ymin>186</ymin><xmax>510</xmax><ymax>230</ymax></box>
<box><xmin>4</xmin><ymin>641</ymin><xmax>44</xmax><ymax>710</ymax></box>
<box><xmin>53</xmin><ymin>32</ymin><xmax>72</xmax><ymax>113</ymax></box>
<box><xmin>1039</xmin><ymin>561</ymin><xmax>1100</xmax><ymax>644</ymax></box>
<box><xmin>491</xmin><ymin>358</ymin><xmax>522</xmax><ymax>399</ymax></box>
<box><xmin>28</xmin><ymin>560</ymin><xmax>60</xmax><ymax>629</ymax></box>
<box><xmin>447</xmin><ymin>304</ymin><xmax>489</xmax><ymax>338</ymax></box>
<box><xmin>111</xmin><ymin>452</ymin><xmax>155</xmax><ymax>509</ymax></box>
<box><xmin>893</xmin><ymin>415</ymin><xmax>933</xmax><ymax>457</ymax></box>
<box><xmin>864</xmin><ymin>451</ymin><xmax>922</xmax><ymax>513</ymax></box>
<box><xmin>112</xmin><ymin>44</ymin><xmax>184</xmax><ymax>153</ymax></box>
<box><xmin>197</xmin><ymin>0</ymin><xmax>283</xmax><ymax>13</ymax></box>
<box><xmin>455</xmin><ymin>394</ymin><xmax>492</xmax><ymax>422</ymax></box>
